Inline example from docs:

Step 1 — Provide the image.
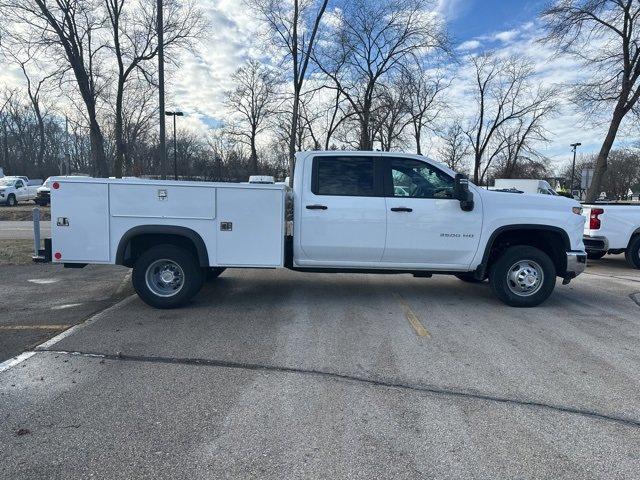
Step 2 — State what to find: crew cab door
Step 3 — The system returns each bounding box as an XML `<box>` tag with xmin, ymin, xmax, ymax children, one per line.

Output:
<box><xmin>381</xmin><ymin>157</ymin><xmax>482</xmax><ymax>269</ymax></box>
<box><xmin>14</xmin><ymin>180</ymin><xmax>26</xmax><ymax>201</ymax></box>
<box><xmin>297</xmin><ymin>155</ymin><xmax>386</xmax><ymax>265</ymax></box>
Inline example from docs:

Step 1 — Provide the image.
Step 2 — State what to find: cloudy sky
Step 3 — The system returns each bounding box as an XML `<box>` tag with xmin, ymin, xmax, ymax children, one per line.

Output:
<box><xmin>2</xmin><ymin>0</ymin><xmax>638</xmax><ymax>170</ymax></box>
<box><xmin>164</xmin><ymin>0</ymin><xmax>638</xmax><ymax>171</ymax></box>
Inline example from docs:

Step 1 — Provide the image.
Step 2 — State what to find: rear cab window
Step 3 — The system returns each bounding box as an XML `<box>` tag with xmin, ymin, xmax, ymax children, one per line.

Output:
<box><xmin>312</xmin><ymin>156</ymin><xmax>380</xmax><ymax>197</ymax></box>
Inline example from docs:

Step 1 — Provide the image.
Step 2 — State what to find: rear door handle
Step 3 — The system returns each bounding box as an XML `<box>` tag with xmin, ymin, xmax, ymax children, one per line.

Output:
<box><xmin>306</xmin><ymin>204</ymin><xmax>328</xmax><ymax>210</ymax></box>
<box><xmin>390</xmin><ymin>207</ymin><xmax>413</xmax><ymax>212</ymax></box>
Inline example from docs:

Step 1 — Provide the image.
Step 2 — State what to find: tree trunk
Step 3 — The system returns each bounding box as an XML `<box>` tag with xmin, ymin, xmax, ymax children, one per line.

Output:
<box><xmin>473</xmin><ymin>153</ymin><xmax>481</xmax><ymax>184</ymax></box>
<box><xmin>585</xmin><ymin>109</ymin><xmax>624</xmax><ymax>203</ymax></box>
<box><xmin>288</xmin><ymin>92</ymin><xmax>299</xmax><ymax>186</ymax></box>
<box><xmin>88</xmin><ymin>111</ymin><xmax>109</xmax><ymax>177</ymax></box>
<box><xmin>113</xmin><ymin>78</ymin><xmax>125</xmax><ymax>178</ymax></box>
<box><xmin>414</xmin><ymin>125</ymin><xmax>422</xmax><ymax>155</ymax></box>
<box><xmin>250</xmin><ymin>129</ymin><xmax>258</xmax><ymax>174</ymax></box>
<box><xmin>33</xmin><ymin>104</ymin><xmax>45</xmax><ymax>178</ymax></box>
<box><xmin>359</xmin><ymin>110</ymin><xmax>371</xmax><ymax>150</ymax></box>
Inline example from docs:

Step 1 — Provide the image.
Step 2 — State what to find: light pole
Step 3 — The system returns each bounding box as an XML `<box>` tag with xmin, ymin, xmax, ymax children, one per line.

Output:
<box><xmin>570</xmin><ymin>142</ymin><xmax>582</xmax><ymax>197</ymax></box>
<box><xmin>165</xmin><ymin>111</ymin><xmax>183</xmax><ymax>180</ymax></box>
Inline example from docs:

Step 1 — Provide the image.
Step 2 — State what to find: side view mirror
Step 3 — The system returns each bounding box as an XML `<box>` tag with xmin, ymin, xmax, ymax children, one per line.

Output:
<box><xmin>454</xmin><ymin>174</ymin><xmax>474</xmax><ymax>212</ymax></box>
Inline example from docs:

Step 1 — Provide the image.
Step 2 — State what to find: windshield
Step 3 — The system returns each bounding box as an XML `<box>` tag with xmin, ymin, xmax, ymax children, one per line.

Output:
<box><xmin>0</xmin><ymin>178</ymin><xmax>15</xmax><ymax>187</ymax></box>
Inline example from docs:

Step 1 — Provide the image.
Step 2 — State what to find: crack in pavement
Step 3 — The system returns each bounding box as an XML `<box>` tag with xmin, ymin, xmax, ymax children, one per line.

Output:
<box><xmin>41</xmin><ymin>348</ymin><xmax>640</xmax><ymax>429</ymax></box>
<box><xmin>584</xmin><ymin>271</ymin><xmax>640</xmax><ymax>283</ymax></box>
<box><xmin>629</xmin><ymin>292</ymin><xmax>640</xmax><ymax>307</ymax></box>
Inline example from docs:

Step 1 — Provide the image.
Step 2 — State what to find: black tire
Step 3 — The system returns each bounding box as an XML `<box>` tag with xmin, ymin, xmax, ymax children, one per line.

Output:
<box><xmin>489</xmin><ymin>245</ymin><xmax>556</xmax><ymax>308</ymax></box>
<box><xmin>587</xmin><ymin>251</ymin><xmax>606</xmax><ymax>260</ymax></box>
<box><xmin>132</xmin><ymin>244</ymin><xmax>205</xmax><ymax>309</ymax></box>
<box><xmin>625</xmin><ymin>235</ymin><xmax>640</xmax><ymax>269</ymax></box>
<box><xmin>7</xmin><ymin>194</ymin><xmax>16</xmax><ymax>207</ymax></box>
<box><xmin>455</xmin><ymin>272</ymin><xmax>485</xmax><ymax>283</ymax></box>
<box><xmin>206</xmin><ymin>267</ymin><xmax>226</xmax><ymax>280</ymax></box>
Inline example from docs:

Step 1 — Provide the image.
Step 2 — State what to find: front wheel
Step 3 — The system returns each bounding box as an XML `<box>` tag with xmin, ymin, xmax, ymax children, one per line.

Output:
<box><xmin>625</xmin><ymin>236</ymin><xmax>640</xmax><ymax>269</ymax></box>
<box><xmin>7</xmin><ymin>194</ymin><xmax>16</xmax><ymax>207</ymax></box>
<box><xmin>132</xmin><ymin>244</ymin><xmax>205</xmax><ymax>309</ymax></box>
<box><xmin>489</xmin><ymin>246</ymin><xmax>556</xmax><ymax>308</ymax></box>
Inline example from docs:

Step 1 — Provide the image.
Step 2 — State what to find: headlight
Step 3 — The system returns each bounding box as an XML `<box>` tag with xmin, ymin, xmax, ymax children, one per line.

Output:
<box><xmin>572</xmin><ymin>206</ymin><xmax>583</xmax><ymax>215</ymax></box>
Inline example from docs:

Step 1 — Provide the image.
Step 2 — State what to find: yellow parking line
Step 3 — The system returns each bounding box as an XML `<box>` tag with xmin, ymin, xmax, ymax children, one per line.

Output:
<box><xmin>0</xmin><ymin>325</ymin><xmax>70</xmax><ymax>331</ymax></box>
<box><xmin>393</xmin><ymin>293</ymin><xmax>430</xmax><ymax>338</ymax></box>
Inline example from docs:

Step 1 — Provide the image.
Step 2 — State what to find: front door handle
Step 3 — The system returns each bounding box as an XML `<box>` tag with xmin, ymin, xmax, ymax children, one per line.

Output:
<box><xmin>306</xmin><ymin>204</ymin><xmax>328</xmax><ymax>210</ymax></box>
<box><xmin>390</xmin><ymin>207</ymin><xmax>413</xmax><ymax>212</ymax></box>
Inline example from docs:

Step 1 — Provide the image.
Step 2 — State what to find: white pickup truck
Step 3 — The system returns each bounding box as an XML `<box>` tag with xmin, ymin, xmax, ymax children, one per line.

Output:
<box><xmin>582</xmin><ymin>204</ymin><xmax>640</xmax><ymax>268</ymax></box>
<box><xmin>0</xmin><ymin>177</ymin><xmax>40</xmax><ymax>206</ymax></box>
<box><xmin>37</xmin><ymin>151</ymin><xmax>587</xmax><ymax>308</ymax></box>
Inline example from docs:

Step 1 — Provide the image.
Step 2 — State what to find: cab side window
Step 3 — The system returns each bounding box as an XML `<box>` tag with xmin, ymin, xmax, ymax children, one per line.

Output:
<box><xmin>15</xmin><ymin>180</ymin><xmax>24</xmax><ymax>189</ymax></box>
<box><xmin>313</xmin><ymin>156</ymin><xmax>376</xmax><ymax>197</ymax></box>
<box><xmin>389</xmin><ymin>158</ymin><xmax>454</xmax><ymax>199</ymax></box>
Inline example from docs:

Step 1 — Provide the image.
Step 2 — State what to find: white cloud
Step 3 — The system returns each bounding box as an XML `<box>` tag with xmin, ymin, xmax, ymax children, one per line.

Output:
<box><xmin>457</xmin><ymin>39</ymin><xmax>481</xmax><ymax>51</ymax></box>
<box><xmin>493</xmin><ymin>29</ymin><xmax>519</xmax><ymax>42</ymax></box>
<box><xmin>437</xmin><ymin>0</ymin><xmax>471</xmax><ymax>22</ymax></box>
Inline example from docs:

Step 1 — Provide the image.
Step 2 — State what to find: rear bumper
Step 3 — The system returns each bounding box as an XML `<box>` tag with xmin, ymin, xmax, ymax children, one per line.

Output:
<box><xmin>32</xmin><ymin>238</ymin><xmax>52</xmax><ymax>263</ymax></box>
<box><xmin>583</xmin><ymin>235</ymin><xmax>608</xmax><ymax>252</ymax></box>
<box><xmin>565</xmin><ymin>251</ymin><xmax>587</xmax><ymax>279</ymax></box>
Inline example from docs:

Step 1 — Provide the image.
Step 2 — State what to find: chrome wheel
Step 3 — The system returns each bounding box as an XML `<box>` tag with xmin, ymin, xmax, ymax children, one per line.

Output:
<box><xmin>145</xmin><ymin>259</ymin><xmax>185</xmax><ymax>297</ymax></box>
<box><xmin>506</xmin><ymin>260</ymin><xmax>544</xmax><ymax>297</ymax></box>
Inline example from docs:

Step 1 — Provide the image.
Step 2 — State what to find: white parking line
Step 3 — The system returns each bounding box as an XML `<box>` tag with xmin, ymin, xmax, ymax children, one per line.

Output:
<box><xmin>0</xmin><ymin>294</ymin><xmax>137</xmax><ymax>374</ymax></box>
<box><xmin>0</xmin><ymin>351</ymin><xmax>37</xmax><ymax>374</ymax></box>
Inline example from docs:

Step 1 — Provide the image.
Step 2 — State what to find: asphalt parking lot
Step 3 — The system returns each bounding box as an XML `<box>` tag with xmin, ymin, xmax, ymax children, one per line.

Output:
<box><xmin>1</xmin><ymin>256</ymin><xmax>639</xmax><ymax>479</ymax></box>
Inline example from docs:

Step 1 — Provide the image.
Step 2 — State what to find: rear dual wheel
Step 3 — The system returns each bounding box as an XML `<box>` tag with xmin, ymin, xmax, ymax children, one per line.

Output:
<box><xmin>132</xmin><ymin>245</ymin><xmax>205</xmax><ymax>309</ymax></box>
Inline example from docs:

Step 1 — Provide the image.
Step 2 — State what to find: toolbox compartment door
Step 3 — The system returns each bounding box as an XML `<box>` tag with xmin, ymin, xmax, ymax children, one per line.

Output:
<box><xmin>216</xmin><ymin>187</ymin><xmax>284</xmax><ymax>267</ymax></box>
<box><xmin>51</xmin><ymin>182</ymin><xmax>110</xmax><ymax>263</ymax></box>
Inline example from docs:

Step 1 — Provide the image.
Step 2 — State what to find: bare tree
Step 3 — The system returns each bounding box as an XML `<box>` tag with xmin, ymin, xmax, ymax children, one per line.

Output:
<box><xmin>465</xmin><ymin>53</ymin><xmax>556</xmax><ymax>184</ymax></box>
<box><xmin>225</xmin><ymin>59</ymin><xmax>279</xmax><ymax>174</ymax></box>
<box><xmin>437</xmin><ymin>121</ymin><xmax>469</xmax><ymax>173</ymax></box>
<box><xmin>315</xmin><ymin>0</ymin><xmax>447</xmax><ymax>150</ymax></box>
<box><xmin>541</xmin><ymin>0</ymin><xmax>640</xmax><ymax>202</ymax></box>
<box><xmin>1</xmin><ymin>0</ymin><xmax>111</xmax><ymax>176</ymax></box>
<box><xmin>248</xmin><ymin>0</ymin><xmax>329</xmax><ymax>184</ymax></box>
<box><xmin>1</xmin><ymin>44</ymin><xmax>57</xmax><ymax>177</ymax></box>
<box><xmin>121</xmin><ymin>81</ymin><xmax>157</xmax><ymax>176</ymax></box>
<box><xmin>105</xmin><ymin>0</ymin><xmax>204</xmax><ymax>177</ymax></box>
<box><xmin>375</xmin><ymin>79</ymin><xmax>411</xmax><ymax>151</ymax></box>
<box><xmin>598</xmin><ymin>149</ymin><xmax>640</xmax><ymax>199</ymax></box>
<box><xmin>404</xmin><ymin>66</ymin><xmax>450</xmax><ymax>155</ymax></box>
<box><xmin>560</xmin><ymin>149</ymin><xmax>640</xmax><ymax>199</ymax></box>
<box><xmin>494</xmin><ymin>100</ymin><xmax>557</xmax><ymax>178</ymax></box>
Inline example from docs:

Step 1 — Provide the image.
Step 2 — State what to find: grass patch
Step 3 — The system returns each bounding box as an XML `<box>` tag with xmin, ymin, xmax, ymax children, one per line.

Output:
<box><xmin>0</xmin><ymin>205</ymin><xmax>50</xmax><ymax>221</ymax></box>
<box><xmin>0</xmin><ymin>240</ymin><xmax>35</xmax><ymax>265</ymax></box>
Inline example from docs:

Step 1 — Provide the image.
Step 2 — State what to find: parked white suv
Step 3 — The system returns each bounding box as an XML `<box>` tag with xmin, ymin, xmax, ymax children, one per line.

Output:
<box><xmin>38</xmin><ymin>151</ymin><xmax>587</xmax><ymax>308</ymax></box>
<box><xmin>583</xmin><ymin>204</ymin><xmax>640</xmax><ymax>268</ymax></box>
